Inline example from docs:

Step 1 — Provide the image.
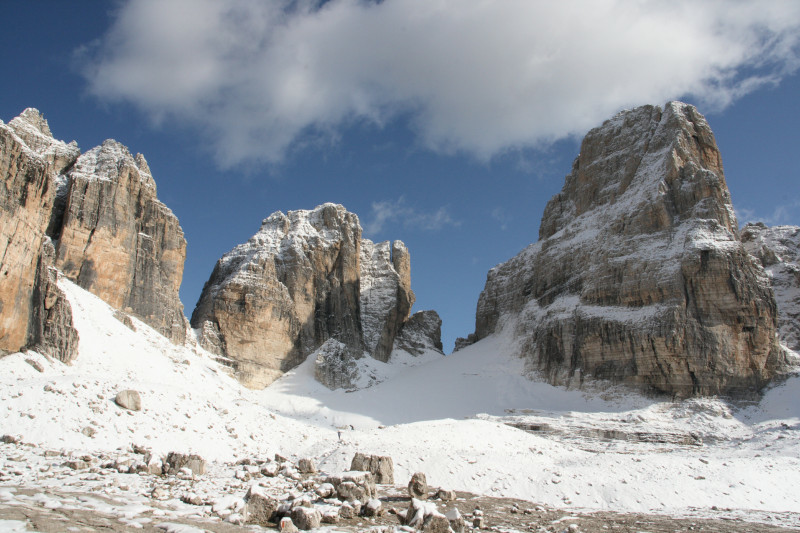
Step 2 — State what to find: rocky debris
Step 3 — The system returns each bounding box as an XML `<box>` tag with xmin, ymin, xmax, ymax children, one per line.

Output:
<box><xmin>279</xmin><ymin>516</ymin><xmax>299</xmax><ymax>532</ymax></box>
<box><xmin>55</xmin><ymin>139</ymin><xmax>187</xmax><ymax>344</ymax></box>
<box><xmin>114</xmin><ymin>389</ymin><xmax>142</xmax><ymax>411</ymax></box>
<box><xmin>297</xmin><ymin>458</ymin><xmax>316</xmax><ymax>474</ymax></box>
<box><xmin>0</xmin><ymin>109</ymin><xmax>80</xmax><ymax>356</ymax></box>
<box><xmin>742</xmin><ymin>223</ymin><xmax>800</xmax><ymax>352</ymax></box>
<box><xmin>445</xmin><ymin>507</ymin><xmax>466</xmax><ymax>532</ymax></box>
<box><xmin>403</xmin><ymin>498</ymin><xmax>444</xmax><ymax>529</ymax></box>
<box><xmin>291</xmin><ymin>505</ymin><xmax>322</xmax><ymax>530</ymax></box>
<box><xmin>436</xmin><ymin>489</ymin><xmax>457</xmax><ymax>501</ymax></box>
<box><xmin>243</xmin><ymin>485</ymin><xmax>279</xmax><ymax>525</ymax></box>
<box><xmin>164</xmin><ymin>452</ymin><xmax>206</xmax><ymax>476</ymax></box>
<box><xmin>350</xmin><ymin>452</ymin><xmax>395</xmax><ymax>484</ymax></box>
<box><xmin>408</xmin><ymin>471</ymin><xmax>429</xmax><ymax>499</ymax></box>
<box><xmin>394</xmin><ymin>310</ymin><xmax>444</xmax><ymax>355</ymax></box>
<box><xmin>191</xmin><ymin>203</ymin><xmax>438</xmax><ymax>389</ymax></box>
<box><xmin>470</xmin><ymin>102</ymin><xmax>786</xmax><ymax>397</ymax></box>
<box><xmin>326</xmin><ymin>471</ymin><xmax>377</xmax><ymax>504</ymax></box>
<box><xmin>363</xmin><ymin>498</ymin><xmax>383</xmax><ymax>517</ymax></box>
<box><xmin>313</xmin><ymin>339</ymin><xmax>362</xmax><ymax>390</ymax></box>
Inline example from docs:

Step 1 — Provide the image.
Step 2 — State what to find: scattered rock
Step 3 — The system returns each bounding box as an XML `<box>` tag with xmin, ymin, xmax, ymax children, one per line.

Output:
<box><xmin>80</xmin><ymin>427</ymin><xmax>96</xmax><ymax>438</ymax></box>
<box><xmin>297</xmin><ymin>457</ymin><xmax>316</xmax><ymax>474</ymax></box>
<box><xmin>63</xmin><ymin>460</ymin><xmax>89</xmax><ymax>470</ymax></box>
<box><xmin>423</xmin><ymin>513</ymin><xmax>451</xmax><ymax>533</ymax></box>
<box><xmin>350</xmin><ymin>452</ymin><xmax>394</xmax><ymax>484</ymax></box>
<box><xmin>164</xmin><ymin>452</ymin><xmax>206</xmax><ymax>476</ymax></box>
<box><xmin>114</xmin><ymin>390</ymin><xmax>142</xmax><ymax>411</ymax></box>
<box><xmin>436</xmin><ymin>489</ymin><xmax>456</xmax><ymax>501</ymax></box>
<box><xmin>244</xmin><ymin>486</ymin><xmax>279</xmax><ymax>526</ymax></box>
<box><xmin>151</xmin><ymin>487</ymin><xmax>170</xmax><ymax>500</ymax></box>
<box><xmin>291</xmin><ymin>506</ymin><xmax>321</xmax><ymax>530</ymax></box>
<box><xmin>24</xmin><ymin>358</ymin><xmax>44</xmax><ymax>372</ymax></box>
<box><xmin>279</xmin><ymin>517</ymin><xmax>299</xmax><ymax>532</ymax></box>
<box><xmin>445</xmin><ymin>507</ymin><xmax>465</xmax><ymax>533</ymax></box>
<box><xmin>408</xmin><ymin>472</ymin><xmax>428</xmax><ymax>500</ymax></box>
<box><xmin>364</xmin><ymin>498</ymin><xmax>383</xmax><ymax>517</ymax></box>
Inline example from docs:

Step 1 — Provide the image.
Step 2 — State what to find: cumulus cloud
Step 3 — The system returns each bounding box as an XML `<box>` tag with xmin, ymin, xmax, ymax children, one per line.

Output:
<box><xmin>365</xmin><ymin>197</ymin><xmax>459</xmax><ymax>235</ymax></box>
<box><xmin>81</xmin><ymin>0</ymin><xmax>800</xmax><ymax>166</ymax></box>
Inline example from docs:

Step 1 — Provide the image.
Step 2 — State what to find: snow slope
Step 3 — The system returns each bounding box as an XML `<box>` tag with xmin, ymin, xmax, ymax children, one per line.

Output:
<box><xmin>1</xmin><ymin>279</ymin><xmax>800</xmax><ymax>527</ymax></box>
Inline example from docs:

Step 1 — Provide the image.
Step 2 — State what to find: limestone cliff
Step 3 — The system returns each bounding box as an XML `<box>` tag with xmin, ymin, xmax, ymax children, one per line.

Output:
<box><xmin>0</xmin><ymin>109</ymin><xmax>80</xmax><ymax>356</ymax></box>
<box><xmin>742</xmin><ymin>223</ymin><xmax>800</xmax><ymax>353</ymax></box>
<box><xmin>191</xmin><ymin>203</ymin><xmax>437</xmax><ymax>389</ymax></box>
<box><xmin>55</xmin><ymin>140</ymin><xmax>187</xmax><ymax>343</ymax></box>
<box><xmin>469</xmin><ymin>102</ymin><xmax>785</xmax><ymax>397</ymax></box>
<box><xmin>1</xmin><ymin>107</ymin><xmax>187</xmax><ymax>361</ymax></box>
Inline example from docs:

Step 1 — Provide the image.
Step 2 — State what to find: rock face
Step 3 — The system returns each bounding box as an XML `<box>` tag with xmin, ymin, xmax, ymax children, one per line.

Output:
<box><xmin>55</xmin><ymin>140</ymin><xmax>187</xmax><ymax>343</ymax></box>
<box><xmin>471</xmin><ymin>102</ymin><xmax>785</xmax><ymax>397</ymax></box>
<box><xmin>191</xmin><ymin>203</ymin><xmax>436</xmax><ymax>389</ymax></box>
<box><xmin>0</xmin><ymin>109</ymin><xmax>80</xmax><ymax>355</ymax></box>
<box><xmin>1</xmin><ymin>107</ymin><xmax>188</xmax><ymax>359</ymax></box>
<box><xmin>742</xmin><ymin>223</ymin><xmax>800</xmax><ymax>352</ymax></box>
<box><xmin>395</xmin><ymin>310</ymin><xmax>444</xmax><ymax>355</ymax></box>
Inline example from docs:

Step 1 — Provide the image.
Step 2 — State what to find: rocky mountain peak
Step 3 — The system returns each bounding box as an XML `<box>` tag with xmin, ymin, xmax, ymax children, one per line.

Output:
<box><xmin>470</xmin><ymin>101</ymin><xmax>785</xmax><ymax>397</ymax></box>
<box><xmin>191</xmin><ymin>203</ymin><xmax>438</xmax><ymax>389</ymax></box>
<box><xmin>68</xmin><ymin>139</ymin><xmax>157</xmax><ymax>193</ymax></box>
<box><xmin>5</xmin><ymin>108</ymin><xmax>80</xmax><ymax>174</ymax></box>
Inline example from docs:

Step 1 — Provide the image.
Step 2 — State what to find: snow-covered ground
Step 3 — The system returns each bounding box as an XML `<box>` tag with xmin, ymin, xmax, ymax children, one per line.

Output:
<box><xmin>1</xmin><ymin>279</ymin><xmax>800</xmax><ymax>529</ymax></box>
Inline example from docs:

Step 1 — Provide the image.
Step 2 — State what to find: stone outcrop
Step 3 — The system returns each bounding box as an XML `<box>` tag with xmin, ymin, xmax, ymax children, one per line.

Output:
<box><xmin>469</xmin><ymin>102</ymin><xmax>785</xmax><ymax>397</ymax></box>
<box><xmin>191</xmin><ymin>203</ymin><xmax>434</xmax><ymax>389</ymax></box>
<box><xmin>742</xmin><ymin>223</ymin><xmax>800</xmax><ymax>352</ymax></box>
<box><xmin>0</xmin><ymin>109</ymin><xmax>80</xmax><ymax>355</ymax></box>
<box><xmin>54</xmin><ymin>140</ymin><xmax>187</xmax><ymax>343</ymax></box>
<box><xmin>395</xmin><ymin>310</ymin><xmax>444</xmax><ymax>355</ymax></box>
<box><xmin>27</xmin><ymin>238</ymin><xmax>79</xmax><ymax>362</ymax></box>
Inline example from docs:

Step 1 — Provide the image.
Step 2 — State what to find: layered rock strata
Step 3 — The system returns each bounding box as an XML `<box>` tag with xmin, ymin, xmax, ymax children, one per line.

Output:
<box><xmin>55</xmin><ymin>140</ymin><xmax>187</xmax><ymax>343</ymax></box>
<box><xmin>1</xmin><ymin>107</ymin><xmax>187</xmax><ymax>360</ymax></box>
<box><xmin>469</xmin><ymin>102</ymin><xmax>785</xmax><ymax>397</ymax></box>
<box><xmin>191</xmin><ymin>203</ymin><xmax>439</xmax><ymax>389</ymax></box>
<box><xmin>742</xmin><ymin>223</ymin><xmax>800</xmax><ymax>352</ymax></box>
<box><xmin>0</xmin><ymin>109</ymin><xmax>80</xmax><ymax>355</ymax></box>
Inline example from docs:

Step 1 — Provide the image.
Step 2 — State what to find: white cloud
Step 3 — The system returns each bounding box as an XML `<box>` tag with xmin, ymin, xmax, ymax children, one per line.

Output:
<box><xmin>365</xmin><ymin>197</ymin><xmax>459</xmax><ymax>235</ymax></box>
<box><xmin>737</xmin><ymin>200</ymin><xmax>800</xmax><ymax>227</ymax></box>
<box><xmin>81</xmin><ymin>0</ymin><xmax>800</xmax><ymax>167</ymax></box>
<box><xmin>491</xmin><ymin>207</ymin><xmax>512</xmax><ymax>231</ymax></box>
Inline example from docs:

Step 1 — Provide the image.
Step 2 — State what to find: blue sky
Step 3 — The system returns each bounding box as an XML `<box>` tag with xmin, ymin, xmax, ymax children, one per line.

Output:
<box><xmin>3</xmin><ymin>1</ymin><xmax>799</xmax><ymax>351</ymax></box>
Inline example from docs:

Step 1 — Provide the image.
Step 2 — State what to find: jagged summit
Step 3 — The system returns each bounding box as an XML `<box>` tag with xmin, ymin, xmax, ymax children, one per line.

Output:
<box><xmin>191</xmin><ymin>202</ymin><xmax>439</xmax><ymax>389</ymax></box>
<box><xmin>0</xmin><ymin>108</ymin><xmax>187</xmax><ymax>359</ymax></box>
<box><xmin>467</xmin><ymin>101</ymin><xmax>786</xmax><ymax>397</ymax></box>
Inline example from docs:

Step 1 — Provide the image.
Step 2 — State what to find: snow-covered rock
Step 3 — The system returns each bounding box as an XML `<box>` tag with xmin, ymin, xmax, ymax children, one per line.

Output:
<box><xmin>191</xmin><ymin>203</ymin><xmax>440</xmax><ymax>389</ymax></box>
<box><xmin>742</xmin><ymin>223</ymin><xmax>800</xmax><ymax>353</ymax></box>
<box><xmin>470</xmin><ymin>102</ymin><xmax>786</xmax><ymax>397</ymax></box>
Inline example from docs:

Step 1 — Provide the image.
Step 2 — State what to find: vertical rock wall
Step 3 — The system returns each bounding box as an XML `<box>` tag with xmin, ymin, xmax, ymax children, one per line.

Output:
<box><xmin>55</xmin><ymin>141</ymin><xmax>187</xmax><ymax>343</ymax></box>
<box><xmin>471</xmin><ymin>102</ymin><xmax>785</xmax><ymax>397</ymax></box>
<box><xmin>0</xmin><ymin>109</ymin><xmax>79</xmax><ymax>355</ymax></box>
<box><xmin>1</xmin><ymin>108</ymin><xmax>188</xmax><ymax>361</ymax></box>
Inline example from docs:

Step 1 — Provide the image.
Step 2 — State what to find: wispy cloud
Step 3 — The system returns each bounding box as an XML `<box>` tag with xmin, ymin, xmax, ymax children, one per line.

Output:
<box><xmin>365</xmin><ymin>197</ymin><xmax>460</xmax><ymax>236</ymax></box>
<box><xmin>80</xmin><ymin>0</ymin><xmax>800</xmax><ymax>167</ymax></box>
<box><xmin>737</xmin><ymin>200</ymin><xmax>800</xmax><ymax>227</ymax></box>
<box><xmin>491</xmin><ymin>207</ymin><xmax>512</xmax><ymax>231</ymax></box>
